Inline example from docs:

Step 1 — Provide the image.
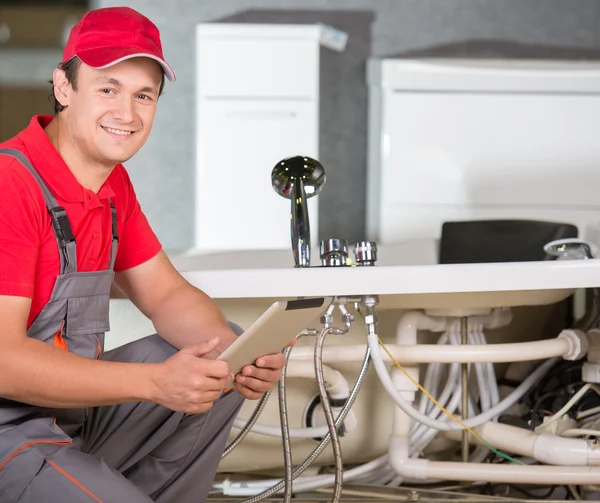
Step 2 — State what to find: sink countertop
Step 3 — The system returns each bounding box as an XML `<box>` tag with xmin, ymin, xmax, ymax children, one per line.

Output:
<box><xmin>168</xmin><ymin>242</ymin><xmax>600</xmax><ymax>310</ymax></box>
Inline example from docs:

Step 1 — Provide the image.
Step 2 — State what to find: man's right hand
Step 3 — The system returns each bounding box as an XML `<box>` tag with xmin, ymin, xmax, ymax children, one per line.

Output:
<box><xmin>152</xmin><ymin>337</ymin><xmax>232</xmax><ymax>414</ymax></box>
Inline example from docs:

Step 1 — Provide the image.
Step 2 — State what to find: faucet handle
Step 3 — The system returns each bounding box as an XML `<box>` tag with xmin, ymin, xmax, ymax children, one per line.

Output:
<box><xmin>320</xmin><ymin>238</ymin><xmax>348</xmax><ymax>266</ymax></box>
<box><xmin>544</xmin><ymin>238</ymin><xmax>599</xmax><ymax>260</ymax></box>
<box><xmin>353</xmin><ymin>241</ymin><xmax>378</xmax><ymax>266</ymax></box>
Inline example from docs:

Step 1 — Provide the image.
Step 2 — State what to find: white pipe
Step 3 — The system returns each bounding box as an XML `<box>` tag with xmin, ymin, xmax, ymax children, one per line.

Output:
<box><xmin>444</xmin><ymin>422</ymin><xmax>600</xmax><ymax>466</ymax></box>
<box><xmin>389</xmin><ymin>436</ymin><xmax>600</xmax><ymax>485</ymax></box>
<box><xmin>284</xmin><ymin>361</ymin><xmax>349</xmax><ymax>397</ymax></box>
<box><xmin>367</xmin><ymin>326</ymin><xmax>557</xmax><ymax>431</ymax></box>
<box><xmin>392</xmin><ymin>312</ymin><xmax>431</xmax><ymax>445</ymax></box>
<box><xmin>232</xmin><ymin>361</ymin><xmax>357</xmax><ymax>438</ymax></box>
<box><xmin>289</xmin><ymin>337</ymin><xmax>573</xmax><ymax>364</ymax></box>
<box><xmin>392</xmin><ymin>312</ymin><xmax>489</xmax><ymax>464</ymax></box>
<box><xmin>215</xmin><ymin>455</ymin><xmax>389</xmax><ymax>496</ymax></box>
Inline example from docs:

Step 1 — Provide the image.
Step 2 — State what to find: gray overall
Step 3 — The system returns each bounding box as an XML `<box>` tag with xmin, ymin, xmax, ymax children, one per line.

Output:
<box><xmin>0</xmin><ymin>149</ymin><xmax>244</xmax><ymax>503</ymax></box>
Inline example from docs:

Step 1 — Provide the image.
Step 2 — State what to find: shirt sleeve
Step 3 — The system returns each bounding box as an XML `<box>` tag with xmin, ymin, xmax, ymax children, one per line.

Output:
<box><xmin>0</xmin><ymin>158</ymin><xmax>44</xmax><ymax>298</ymax></box>
<box><xmin>113</xmin><ymin>167</ymin><xmax>163</xmax><ymax>272</ymax></box>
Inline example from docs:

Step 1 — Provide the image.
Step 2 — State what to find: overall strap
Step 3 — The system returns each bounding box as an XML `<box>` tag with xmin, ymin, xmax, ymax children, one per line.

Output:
<box><xmin>0</xmin><ymin>148</ymin><xmax>77</xmax><ymax>274</ymax></box>
<box><xmin>109</xmin><ymin>199</ymin><xmax>119</xmax><ymax>270</ymax></box>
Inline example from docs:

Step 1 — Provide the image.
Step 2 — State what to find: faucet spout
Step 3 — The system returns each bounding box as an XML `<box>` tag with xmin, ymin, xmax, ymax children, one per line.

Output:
<box><xmin>544</xmin><ymin>238</ymin><xmax>599</xmax><ymax>260</ymax></box>
<box><xmin>291</xmin><ymin>177</ymin><xmax>311</xmax><ymax>267</ymax></box>
<box><xmin>271</xmin><ymin>155</ymin><xmax>326</xmax><ymax>268</ymax></box>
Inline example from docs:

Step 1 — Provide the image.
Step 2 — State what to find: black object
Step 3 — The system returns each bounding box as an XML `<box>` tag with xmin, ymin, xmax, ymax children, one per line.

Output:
<box><xmin>438</xmin><ymin>219</ymin><xmax>578</xmax><ymax>264</ymax></box>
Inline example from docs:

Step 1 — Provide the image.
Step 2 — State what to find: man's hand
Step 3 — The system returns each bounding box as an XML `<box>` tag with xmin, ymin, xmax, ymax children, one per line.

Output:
<box><xmin>233</xmin><ymin>338</ymin><xmax>296</xmax><ymax>400</ymax></box>
<box><xmin>153</xmin><ymin>337</ymin><xmax>232</xmax><ymax>414</ymax></box>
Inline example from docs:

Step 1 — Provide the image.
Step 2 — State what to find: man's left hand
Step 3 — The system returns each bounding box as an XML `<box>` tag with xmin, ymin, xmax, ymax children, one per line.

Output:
<box><xmin>233</xmin><ymin>339</ymin><xmax>295</xmax><ymax>399</ymax></box>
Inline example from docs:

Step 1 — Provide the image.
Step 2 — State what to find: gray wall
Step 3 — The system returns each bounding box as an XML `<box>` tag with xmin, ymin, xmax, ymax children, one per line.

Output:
<box><xmin>93</xmin><ymin>0</ymin><xmax>600</xmax><ymax>252</ymax></box>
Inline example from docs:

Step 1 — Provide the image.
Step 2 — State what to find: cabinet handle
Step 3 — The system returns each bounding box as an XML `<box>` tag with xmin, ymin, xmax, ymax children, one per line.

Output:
<box><xmin>0</xmin><ymin>23</ymin><xmax>10</xmax><ymax>44</ymax></box>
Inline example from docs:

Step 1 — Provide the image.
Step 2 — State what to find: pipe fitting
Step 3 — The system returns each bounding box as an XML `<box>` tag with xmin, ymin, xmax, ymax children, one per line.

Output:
<box><xmin>533</xmin><ymin>433</ymin><xmax>600</xmax><ymax>466</ymax></box>
<box><xmin>390</xmin><ymin>432</ymin><xmax>600</xmax><ymax>485</ymax></box>
<box><xmin>338</xmin><ymin>304</ymin><xmax>354</xmax><ymax>328</ymax></box>
<box><xmin>558</xmin><ymin>328</ymin><xmax>589</xmax><ymax>360</ymax></box>
<box><xmin>444</xmin><ymin>422</ymin><xmax>600</xmax><ymax>467</ymax></box>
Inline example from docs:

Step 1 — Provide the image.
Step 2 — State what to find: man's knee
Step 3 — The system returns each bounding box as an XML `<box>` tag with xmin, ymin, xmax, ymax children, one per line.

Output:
<box><xmin>103</xmin><ymin>321</ymin><xmax>244</xmax><ymax>364</ymax></box>
<box><xmin>102</xmin><ymin>333</ymin><xmax>177</xmax><ymax>364</ymax></box>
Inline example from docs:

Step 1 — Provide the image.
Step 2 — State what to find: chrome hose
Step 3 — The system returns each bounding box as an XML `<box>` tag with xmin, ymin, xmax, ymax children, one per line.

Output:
<box><xmin>237</xmin><ymin>346</ymin><xmax>372</xmax><ymax>503</ymax></box>
<box><xmin>279</xmin><ymin>345</ymin><xmax>294</xmax><ymax>503</ymax></box>
<box><xmin>222</xmin><ymin>331</ymin><xmax>313</xmax><ymax>458</ymax></box>
<box><xmin>314</xmin><ymin>327</ymin><xmax>344</xmax><ymax>503</ymax></box>
<box><xmin>222</xmin><ymin>389</ymin><xmax>272</xmax><ymax>459</ymax></box>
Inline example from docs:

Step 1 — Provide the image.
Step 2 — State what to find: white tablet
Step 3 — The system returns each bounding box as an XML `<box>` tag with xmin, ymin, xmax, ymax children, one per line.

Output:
<box><xmin>218</xmin><ymin>297</ymin><xmax>329</xmax><ymax>387</ymax></box>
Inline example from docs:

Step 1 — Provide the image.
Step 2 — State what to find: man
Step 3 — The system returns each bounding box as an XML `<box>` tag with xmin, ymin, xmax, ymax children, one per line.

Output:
<box><xmin>0</xmin><ymin>6</ymin><xmax>287</xmax><ymax>503</ymax></box>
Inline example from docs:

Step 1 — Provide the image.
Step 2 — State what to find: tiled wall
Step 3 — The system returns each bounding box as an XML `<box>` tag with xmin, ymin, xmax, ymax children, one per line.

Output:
<box><xmin>93</xmin><ymin>0</ymin><xmax>600</xmax><ymax>252</ymax></box>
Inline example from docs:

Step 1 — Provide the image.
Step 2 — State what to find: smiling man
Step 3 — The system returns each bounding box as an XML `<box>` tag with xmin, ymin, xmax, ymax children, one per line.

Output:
<box><xmin>0</xmin><ymin>7</ymin><xmax>287</xmax><ymax>503</ymax></box>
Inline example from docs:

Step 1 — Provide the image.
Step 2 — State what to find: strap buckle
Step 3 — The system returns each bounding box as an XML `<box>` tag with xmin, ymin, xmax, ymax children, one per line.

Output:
<box><xmin>51</xmin><ymin>206</ymin><xmax>75</xmax><ymax>246</ymax></box>
<box><xmin>111</xmin><ymin>203</ymin><xmax>119</xmax><ymax>242</ymax></box>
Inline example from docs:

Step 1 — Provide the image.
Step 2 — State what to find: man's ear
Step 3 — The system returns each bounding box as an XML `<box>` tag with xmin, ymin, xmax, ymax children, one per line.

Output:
<box><xmin>53</xmin><ymin>67</ymin><xmax>71</xmax><ymax>108</ymax></box>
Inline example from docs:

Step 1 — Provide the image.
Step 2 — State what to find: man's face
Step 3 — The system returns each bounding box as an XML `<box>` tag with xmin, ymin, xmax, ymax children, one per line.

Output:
<box><xmin>59</xmin><ymin>57</ymin><xmax>163</xmax><ymax>167</ymax></box>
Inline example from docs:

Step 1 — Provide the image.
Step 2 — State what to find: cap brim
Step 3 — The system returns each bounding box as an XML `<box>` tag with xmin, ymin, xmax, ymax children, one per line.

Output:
<box><xmin>76</xmin><ymin>46</ymin><xmax>176</xmax><ymax>82</ymax></box>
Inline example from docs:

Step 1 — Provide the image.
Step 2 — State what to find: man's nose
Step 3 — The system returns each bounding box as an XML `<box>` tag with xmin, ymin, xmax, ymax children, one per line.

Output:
<box><xmin>112</xmin><ymin>95</ymin><xmax>135</xmax><ymax>123</ymax></box>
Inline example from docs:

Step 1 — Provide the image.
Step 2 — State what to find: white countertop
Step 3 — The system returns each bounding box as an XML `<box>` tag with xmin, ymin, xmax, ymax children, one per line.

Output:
<box><xmin>169</xmin><ymin>242</ymin><xmax>600</xmax><ymax>311</ymax></box>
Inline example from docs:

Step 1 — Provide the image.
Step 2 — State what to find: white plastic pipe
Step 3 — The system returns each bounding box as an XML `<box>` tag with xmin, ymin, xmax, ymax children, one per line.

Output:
<box><xmin>284</xmin><ymin>361</ymin><xmax>349</xmax><ymax>397</ymax></box>
<box><xmin>389</xmin><ymin>436</ymin><xmax>600</xmax><ymax>485</ymax></box>
<box><xmin>289</xmin><ymin>337</ymin><xmax>573</xmax><ymax>364</ymax></box>
<box><xmin>367</xmin><ymin>326</ymin><xmax>557</xmax><ymax>431</ymax></box>
<box><xmin>444</xmin><ymin>422</ymin><xmax>600</xmax><ymax>466</ymax></box>
<box><xmin>232</xmin><ymin>361</ymin><xmax>357</xmax><ymax>438</ymax></box>
<box><xmin>392</xmin><ymin>312</ymin><xmax>440</xmax><ymax>441</ymax></box>
<box><xmin>214</xmin><ymin>455</ymin><xmax>389</xmax><ymax>496</ymax></box>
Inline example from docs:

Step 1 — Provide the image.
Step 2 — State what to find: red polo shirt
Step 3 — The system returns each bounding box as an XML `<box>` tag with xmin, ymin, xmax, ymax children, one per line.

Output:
<box><xmin>0</xmin><ymin>115</ymin><xmax>162</xmax><ymax>328</ymax></box>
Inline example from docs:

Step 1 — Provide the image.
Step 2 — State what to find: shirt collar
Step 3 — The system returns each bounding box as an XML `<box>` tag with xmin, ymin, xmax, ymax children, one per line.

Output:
<box><xmin>18</xmin><ymin>115</ymin><xmax>116</xmax><ymax>206</ymax></box>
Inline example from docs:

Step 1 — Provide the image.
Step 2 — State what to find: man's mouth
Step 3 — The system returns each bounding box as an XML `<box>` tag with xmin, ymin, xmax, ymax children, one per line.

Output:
<box><xmin>101</xmin><ymin>126</ymin><xmax>135</xmax><ymax>136</ymax></box>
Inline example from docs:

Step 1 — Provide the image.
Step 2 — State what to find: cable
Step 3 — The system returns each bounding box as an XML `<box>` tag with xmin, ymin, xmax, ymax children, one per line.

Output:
<box><xmin>544</xmin><ymin>383</ymin><xmax>600</xmax><ymax>428</ymax></box>
<box><xmin>367</xmin><ymin>327</ymin><xmax>556</xmax><ymax>432</ymax></box>
<box><xmin>408</xmin><ymin>329</ymin><xmax>503</xmax><ymax>470</ymax></box>
<box><xmin>488</xmin><ymin>483</ymin><xmax>559</xmax><ymax>499</ymax></box>
<box><xmin>561</xmin><ymin>428</ymin><xmax>600</xmax><ymax>437</ymax></box>
<box><xmin>231</xmin><ymin>421</ymin><xmax>332</xmax><ymax>439</ymax></box>
<box><xmin>371</xmin><ymin>331</ymin><xmax>541</xmax><ymax>464</ymax></box>
<box><xmin>409</xmin><ymin>329</ymin><xmax>500</xmax><ymax>462</ymax></box>
<box><xmin>577</xmin><ymin>405</ymin><xmax>600</xmax><ymax>420</ymax></box>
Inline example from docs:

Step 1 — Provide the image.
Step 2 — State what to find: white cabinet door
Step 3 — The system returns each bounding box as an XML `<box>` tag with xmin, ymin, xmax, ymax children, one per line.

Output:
<box><xmin>195</xmin><ymin>99</ymin><xmax>319</xmax><ymax>253</ymax></box>
<box><xmin>197</xmin><ymin>35</ymin><xmax>319</xmax><ymax>99</ymax></box>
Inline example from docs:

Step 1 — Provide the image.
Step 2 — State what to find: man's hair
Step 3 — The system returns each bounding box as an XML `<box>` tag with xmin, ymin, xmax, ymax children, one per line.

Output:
<box><xmin>49</xmin><ymin>57</ymin><xmax>166</xmax><ymax>114</ymax></box>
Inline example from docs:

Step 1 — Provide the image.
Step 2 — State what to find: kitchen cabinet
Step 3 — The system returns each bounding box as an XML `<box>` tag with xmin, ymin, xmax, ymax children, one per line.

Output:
<box><xmin>194</xmin><ymin>23</ymin><xmax>325</xmax><ymax>254</ymax></box>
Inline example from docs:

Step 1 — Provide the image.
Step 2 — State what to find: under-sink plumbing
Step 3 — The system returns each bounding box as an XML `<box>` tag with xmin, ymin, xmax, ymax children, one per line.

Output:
<box><xmin>271</xmin><ymin>155</ymin><xmax>378</xmax><ymax>268</ymax></box>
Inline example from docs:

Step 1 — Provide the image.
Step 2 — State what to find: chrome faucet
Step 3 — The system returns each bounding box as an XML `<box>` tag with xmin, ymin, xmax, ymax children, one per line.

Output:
<box><xmin>544</xmin><ymin>238</ymin><xmax>600</xmax><ymax>331</ymax></box>
<box><xmin>544</xmin><ymin>238</ymin><xmax>599</xmax><ymax>260</ymax></box>
<box><xmin>271</xmin><ymin>155</ymin><xmax>326</xmax><ymax>267</ymax></box>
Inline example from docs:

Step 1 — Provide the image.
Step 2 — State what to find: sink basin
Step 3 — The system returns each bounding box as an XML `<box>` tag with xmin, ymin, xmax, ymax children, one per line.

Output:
<box><xmin>168</xmin><ymin>241</ymin><xmax>599</xmax><ymax>311</ymax></box>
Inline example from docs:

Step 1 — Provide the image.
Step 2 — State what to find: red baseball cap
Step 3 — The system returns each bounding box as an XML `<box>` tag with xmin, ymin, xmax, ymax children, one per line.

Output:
<box><xmin>63</xmin><ymin>7</ymin><xmax>176</xmax><ymax>82</ymax></box>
